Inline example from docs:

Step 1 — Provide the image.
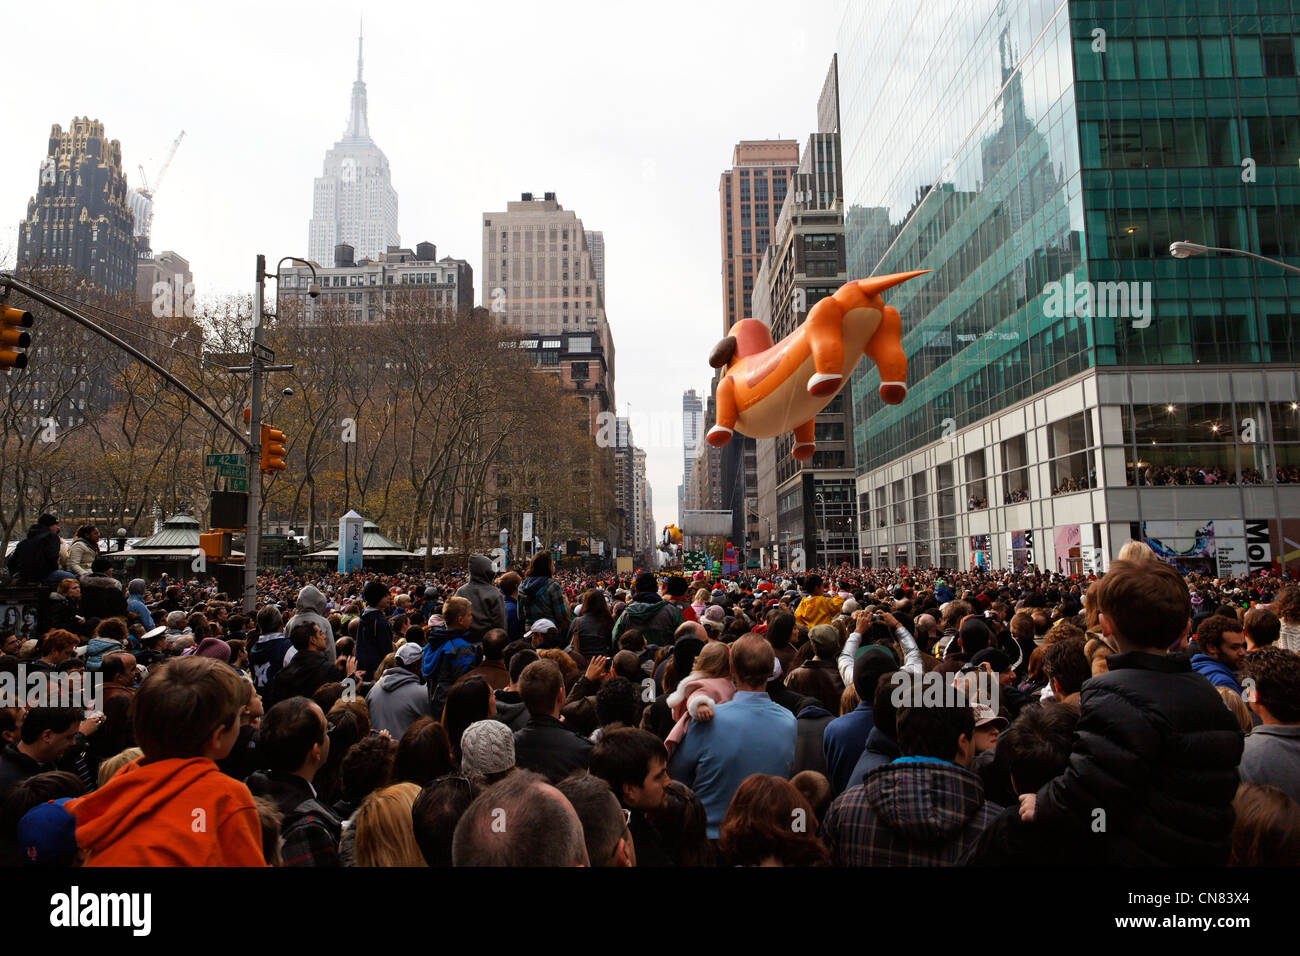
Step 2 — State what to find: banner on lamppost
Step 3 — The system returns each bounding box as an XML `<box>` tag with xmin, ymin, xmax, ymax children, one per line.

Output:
<box><xmin>339</xmin><ymin>510</ymin><xmax>365</xmax><ymax>574</ymax></box>
<box><xmin>522</xmin><ymin>512</ymin><xmax>533</xmax><ymax>547</ymax></box>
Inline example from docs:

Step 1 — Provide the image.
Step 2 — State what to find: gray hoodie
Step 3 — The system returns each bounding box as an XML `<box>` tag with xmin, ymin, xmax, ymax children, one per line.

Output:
<box><xmin>287</xmin><ymin>584</ymin><xmax>336</xmax><ymax>663</ymax></box>
<box><xmin>365</xmin><ymin>666</ymin><xmax>433</xmax><ymax>741</ymax></box>
<box><xmin>454</xmin><ymin>554</ymin><xmax>507</xmax><ymax>642</ymax></box>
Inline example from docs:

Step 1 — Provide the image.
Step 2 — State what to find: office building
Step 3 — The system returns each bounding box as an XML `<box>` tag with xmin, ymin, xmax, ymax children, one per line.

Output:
<box><xmin>278</xmin><ymin>241</ymin><xmax>473</xmax><ymax>322</ymax></box>
<box><xmin>17</xmin><ymin>117</ymin><xmax>138</xmax><ymax>297</ymax></box>
<box><xmin>840</xmin><ymin>0</ymin><xmax>1300</xmax><ymax>575</ymax></box>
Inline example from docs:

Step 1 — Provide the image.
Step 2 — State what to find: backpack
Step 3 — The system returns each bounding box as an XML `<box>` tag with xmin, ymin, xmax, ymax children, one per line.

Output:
<box><xmin>422</xmin><ymin>637</ymin><xmax>480</xmax><ymax>710</ymax></box>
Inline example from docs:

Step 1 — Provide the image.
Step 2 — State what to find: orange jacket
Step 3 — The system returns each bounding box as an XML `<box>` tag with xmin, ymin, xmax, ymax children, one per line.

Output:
<box><xmin>67</xmin><ymin>756</ymin><xmax>265</xmax><ymax>867</ymax></box>
<box><xmin>794</xmin><ymin>594</ymin><xmax>844</xmax><ymax>629</ymax></box>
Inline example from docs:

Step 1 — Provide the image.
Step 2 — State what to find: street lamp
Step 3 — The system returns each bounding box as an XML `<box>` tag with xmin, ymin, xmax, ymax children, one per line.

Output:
<box><xmin>1169</xmin><ymin>241</ymin><xmax>1300</xmax><ymax>276</ymax></box>
<box><xmin>115</xmin><ymin>527</ymin><xmax>128</xmax><ymax>552</ymax></box>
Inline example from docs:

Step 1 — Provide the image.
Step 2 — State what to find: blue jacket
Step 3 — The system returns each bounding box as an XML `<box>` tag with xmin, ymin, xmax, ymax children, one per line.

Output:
<box><xmin>1190</xmin><ymin>654</ymin><xmax>1242</xmax><ymax>694</ymax></box>
<box><xmin>667</xmin><ymin>690</ymin><xmax>796</xmax><ymax>838</ymax></box>
<box><xmin>824</xmin><ymin>702</ymin><xmax>875</xmax><ymax>795</ymax></box>
<box><xmin>126</xmin><ymin>596</ymin><xmax>154</xmax><ymax>630</ymax></box>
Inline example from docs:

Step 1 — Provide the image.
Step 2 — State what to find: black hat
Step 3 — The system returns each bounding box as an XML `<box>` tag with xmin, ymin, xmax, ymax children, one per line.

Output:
<box><xmin>673</xmin><ymin>637</ymin><xmax>704</xmax><ymax>678</ymax></box>
<box><xmin>38</xmin><ymin>514</ymin><xmax>59</xmax><ymax>527</ymax></box>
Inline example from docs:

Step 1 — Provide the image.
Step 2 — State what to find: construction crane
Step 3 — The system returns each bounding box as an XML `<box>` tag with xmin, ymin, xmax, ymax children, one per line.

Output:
<box><xmin>133</xmin><ymin>130</ymin><xmax>186</xmax><ymax>239</ymax></box>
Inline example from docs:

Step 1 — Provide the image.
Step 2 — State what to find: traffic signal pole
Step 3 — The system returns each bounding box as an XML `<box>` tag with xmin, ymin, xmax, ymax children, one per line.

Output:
<box><xmin>0</xmin><ymin>272</ymin><xmax>251</xmax><ymax>449</ymax></box>
<box><xmin>243</xmin><ymin>255</ymin><xmax>267</xmax><ymax>615</ymax></box>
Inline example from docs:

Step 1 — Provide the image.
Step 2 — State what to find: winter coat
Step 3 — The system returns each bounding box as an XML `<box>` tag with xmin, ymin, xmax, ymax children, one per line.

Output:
<box><xmin>665</xmin><ymin>675</ymin><xmax>736</xmax><ymax>752</ymax></box>
<box><xmin>65</xmin><ymin>538</ymin><xmax>99</xmax><ymax>578</ymax></box>
<box><xmin>793</xmin><ymin>701</ymin><xmax>834</xmax><ymax>775</ymax></box>
<box><xmin>570</xmin><ymin>613</ymin><xmax>615</xmax><ymax>659</ymax></box>
<box><xmin>79</xmin><ymin>573</ymin><xmax>128</xmax><ymax>625</ymax></box>
<box><xmin>612</xmin><ymin>595</ymin><xmax>683</xmax><ymax>646</ymax></box>
<box><xmin>846</xmin><ymin>726</ymin><xmax>901</xmax><ymax>788</ymax></box>
<box><xmin>493</xmin><ymin>689</ymin><xmax>529</xmax><ymax>732</ymax></box>
<box><xmin>6</xmin><ymin>524</ymin><xmax>61</xmax><ymax>582</ymax></box>
<box><xmin>503</xmin><ymin>596</ymin><xmax>524</xmax><ymax>643</ymax></box>
<box><xmin>1239</xmin><ymin>724</ymin><xmax>1300</xmax><ymax>802</ymax></box>
<box><xmin>1032</xmin><ymin>651</ymin><xmax>1243</xmax><ymax>866</ymax></box>
<box><xmin>355</xmin><ymin>607</ymin><xmax>393</xmax><ymax>678</ymax></box>
<box><xmin>454</xmin><ymin>554</ymin><xmax>508</xmax><ymax>642</ymax></box>
<box><xmin>248</xmin><ymin>632</ymin><xmax>292</xmax><ymax>697</ymax></box>
<box><xmin>266</xmin><ymin>649</ymin><xmax>336</xmax><ymax>708</ymax></box>
<box><xmin>245</xmin><ymin>770</ymin><xmax>341</xmax><ymax>867</ymax></box>
<box><xmin>518</xmin><ymin>575</ymin><xmax>570</xmax><ymax>633</ymax></box>
<box><xmin>292</xmin><ymin>585</ymin><xmax>337</xmax><ymax>663</ymax></box>
<box><xmin>513</xmin><ymin>714</ymin><xmax>592</xmax><ymax>783</ymax></box>
<box><xmin>822</xmin><ymin>758</ymin><xmax>1001</xmax><ymax>866</ymax></box>
<box><xmin>365</xmin><ymin>666</ymin><xmax>433</xmax><ymax>740</ymax></box>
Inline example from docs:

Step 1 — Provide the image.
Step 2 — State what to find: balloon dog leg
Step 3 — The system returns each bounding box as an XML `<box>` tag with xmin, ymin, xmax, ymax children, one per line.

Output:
<box><xmin>866</xmin><ymin>305</ymin><xmax>908</xmax><ymax>404</ymax></box>
<box><xmin>706</xmin><ymin>374</ymin><xmax>737</xmax><ymax>446</ymax></box>
<box><xmin>791</xmin><ymin>418</ymin><xmax>816</xmax><ymax>461</ymax></box>
<box><xmin>805</xmin><ymin>296</ymin><xmax>846</xmax><ymax>397</ymax></box>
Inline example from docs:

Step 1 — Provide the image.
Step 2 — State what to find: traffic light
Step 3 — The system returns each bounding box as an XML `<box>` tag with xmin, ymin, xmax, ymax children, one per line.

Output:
<box><xmin>0</xmin><ymin>306</ymin><xmax>33</xmax><ymax>370</ymax></box>
<box><xmin>260</xmin><ymin>424</ymin><xmax>287</xmax><ymax>473</ymax></box>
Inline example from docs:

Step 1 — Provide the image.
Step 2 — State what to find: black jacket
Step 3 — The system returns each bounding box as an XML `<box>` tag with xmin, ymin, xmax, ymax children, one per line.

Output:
<box><xmin>6</xmin><ymin>524</ymin><xmax>60</xmax><ymax>582</ymax></box>
<box><xmin>79</xmin><ymin>575</ymin><xmax>128</xmax><ymax>627</ymax></box>
<box><xmin>267</xmin><ymin>650</ymin><xmax>336</xmax><ymax>708</ymax></box>
<box><xmin>245</xmin><ymin>770</ymin><xmax>341</xmax><ymax>867</ymax></box>
<box><xmin>513</xmin><ymin>714</ymin><xmax>592</xmax><ymax>783</ymax></box>
<box><xmin>570</xmin><ymin>613</ymin><xmax>615</xmax><ymax>659</ymax></box>
<box><xmin>355</xmin><ymin>608</ymin><xmax>393</xmax><ymax>678</ymax></box>
<box><xmin>1033</xmin><ymin>652</ymin><xmax>1243</xmax><ymax>866</ymax></box>
<box><xmin>0</xmin><ymin>743</ymin><xmax>55</xmax><ymax>801</ymax></box>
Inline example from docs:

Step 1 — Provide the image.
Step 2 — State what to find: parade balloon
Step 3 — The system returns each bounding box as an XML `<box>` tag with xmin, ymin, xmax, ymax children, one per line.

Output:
<box><xmin>706</xmin><ymin>271</ymin><xmax>928</xmax><ymax>460</ymax></box>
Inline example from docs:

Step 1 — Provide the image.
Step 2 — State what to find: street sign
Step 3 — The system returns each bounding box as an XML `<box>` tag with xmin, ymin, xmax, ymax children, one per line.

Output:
<box><xmin>228</xmin><ymin>478</ymin><xmax>249</xmax><ymax>492</ymax></box>
<box><xmin>217</xmin><ymin>463</ymin><xmax>248</xmax><ymax>478</ymax></box>
<box><xmin>253</xmin><ymin>342</ymin><xmax>274</xmax><ymax>363</ymax></box>
<box><xmin>206</xmin><ymin>453</ymin><xmax>246</xmax><ymax>467</ymax></box>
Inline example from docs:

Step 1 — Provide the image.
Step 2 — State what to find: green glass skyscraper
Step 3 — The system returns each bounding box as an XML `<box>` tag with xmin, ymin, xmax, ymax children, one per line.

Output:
<box><xmin>840</xmin><ymin>0</ymin><xmax>1300</xmax><ymax>575</ymax></box>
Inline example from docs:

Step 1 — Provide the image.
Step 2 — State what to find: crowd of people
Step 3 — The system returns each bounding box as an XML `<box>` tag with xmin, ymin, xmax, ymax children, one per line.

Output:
<box><xmin>2</xmin><ymin>514</ymin><xmax>1299</xmax><ymax>867</ymax></box>
<box><xmin>1128</xmin><ymin>464</ymin><xmax>1300</xmax><ymax>487</ymax></box>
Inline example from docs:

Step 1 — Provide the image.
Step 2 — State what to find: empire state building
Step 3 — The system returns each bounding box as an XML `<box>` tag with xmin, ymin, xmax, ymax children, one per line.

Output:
<box><xmin>307</xmin><ymin>30</ymin><xmax>399</xmax><ymax>266</ymax></box>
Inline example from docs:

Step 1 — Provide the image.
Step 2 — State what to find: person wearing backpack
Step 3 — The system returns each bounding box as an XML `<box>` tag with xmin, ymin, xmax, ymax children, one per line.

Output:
<box><xmin>422</xmin><ymin>597</ymin><xmax>481</xmax><ymax>712</ymax></box>
<box><xmin>613</xmin><ymin>573</ymin><xmax>684</xmax><ymax>648</ymax></box>
<box><xmin>518</xmin><ymin>552</ymin><xmax>570</xmax><ymax>634</ymax></box>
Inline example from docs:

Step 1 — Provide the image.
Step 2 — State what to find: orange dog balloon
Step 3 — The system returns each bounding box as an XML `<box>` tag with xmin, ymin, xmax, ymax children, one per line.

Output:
<box><xmin>706</xmin><ymin>271</ymin><xmax>928</xmax><ymax>460</ymax></box>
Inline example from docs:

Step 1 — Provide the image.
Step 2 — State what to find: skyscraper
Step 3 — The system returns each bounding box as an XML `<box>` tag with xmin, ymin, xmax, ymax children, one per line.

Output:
<box><xmin>681</xmin><ymin>389</ymin><xmax>703</xmax><ymax>515</ymax></box>
<box><xmin>840</xmin><ymin>0</ymin><xmax>1300</xmax><ymax>575</ymax></box>
<box><xmin>719</xmin><ymin>140</ymin><xmax>800</xmax><ymax>334</ymax></box>
<box><xmin>481</xmin><ymin>192</ymin><xmax>615</xmax><ymax>366</ymax></box>
<box><xmin>585</xmin><ymin>230</ymin><xmax>605</xmax><ymax>301</ymax></box>
<box><xmin>717</xmin><ymin>141</ymin><xmax>798</xmax><ymax>564</ymax></box>
<box><xmin>307</xmin><ymin>29</ymin><xmax>399</xmax><ymax>266</ymax></box>
<box><xmin>17</xmin><ymin>117</ymin><xmax>138</xmax><ymax>297</ymax></box>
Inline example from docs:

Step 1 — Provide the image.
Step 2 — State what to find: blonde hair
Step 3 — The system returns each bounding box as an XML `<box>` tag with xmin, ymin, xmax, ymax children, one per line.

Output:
<box><xmin>694</xmin><ymin>589</ymin><xmax>710</xmax><ymax>603</ymax></box>
<box><xmin>97</xmin><ymin>747</ymin><xmax>144</xmax><ymax>788</ymax></box>
<box><xmin>354</xmin><ymin>782</ymin><xmax>426</xmax><ymax>867</ymax></box>
<box><xmin>692</xmin><ymin>641</ymin><xmax>731</xmax><ymax>679</ymax></box>
<box><xmin>1218</xmin><ymin>686</ymin><xmax>1253</xmax><ymax>734</ymax></box>
<box><xmin>1117</xmin><ymin>540</ymin><xmax>1156</xmax><ymax>563</ymax></box>
<box><xmin>839</xmin><ymin>684</ymin><xmax>860</xmax><ymax>716</ymax></box>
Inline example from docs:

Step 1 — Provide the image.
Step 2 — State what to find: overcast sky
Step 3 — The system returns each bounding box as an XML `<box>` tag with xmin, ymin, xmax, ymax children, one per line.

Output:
<box><xmin>2</xmin><ymin>0</ymin><xmax>849</xmax><ymax>529</ymax></box>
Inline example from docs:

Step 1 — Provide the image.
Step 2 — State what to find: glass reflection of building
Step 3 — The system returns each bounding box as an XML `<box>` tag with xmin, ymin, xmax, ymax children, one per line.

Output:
<box><xmin>840</xmin><ymin>0</ymin><xmax>1300</xmax><ymax>576</ymax></box>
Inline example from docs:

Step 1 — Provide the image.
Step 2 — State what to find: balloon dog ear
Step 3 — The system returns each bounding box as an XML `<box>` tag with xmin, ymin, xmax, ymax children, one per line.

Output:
<box><xmin>708</xmin><ymin>336</ymin><xmax>737</xmax><ymax>368</ymax></box>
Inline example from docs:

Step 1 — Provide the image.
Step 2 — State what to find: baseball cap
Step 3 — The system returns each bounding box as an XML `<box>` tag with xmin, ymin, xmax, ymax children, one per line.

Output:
<box><xmin>973</xmin><ymin>703</ymin><xmax>1009</xmax><ymax>732</ymax></box>
<box><xmin>396</xmin><ymin>643</ymin><xmax>423</xmax><ymax>666</ymax></box>
<box><xmin>525</xmin><ymin>618</ymin><xmax>558</xmax><ymax>637</ymax></box>
<box><xmin>18</xmin><ymin>799</ymin><xmax>77</xmax><ymax>866</ymax></box>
